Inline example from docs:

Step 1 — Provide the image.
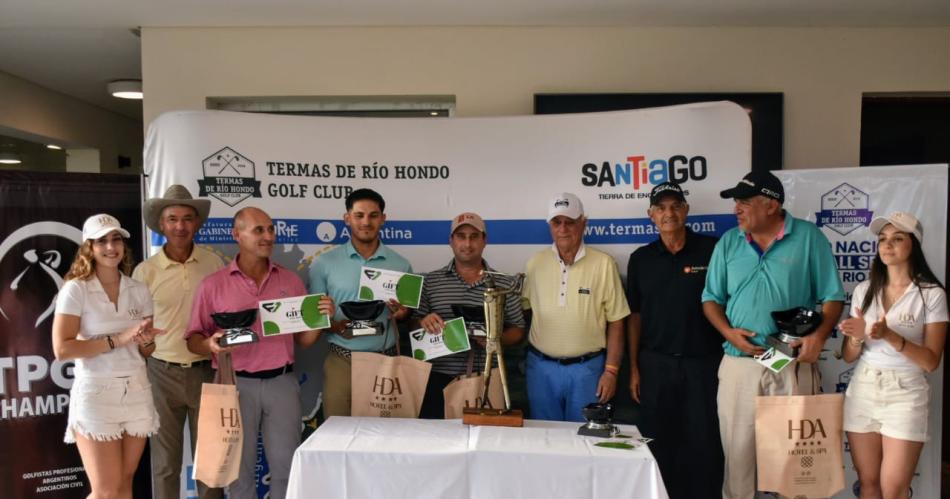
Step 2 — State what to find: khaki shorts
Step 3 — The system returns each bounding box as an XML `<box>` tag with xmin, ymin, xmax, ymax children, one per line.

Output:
<box><xmin>844</xmin><ymin>362</ymin><xmax>930</xmax><ymax>442</ymax></box>
<box><xmin>65</xmin><ymin>371</ymin><xmax>160</xmax><ymax>443</ymax></box>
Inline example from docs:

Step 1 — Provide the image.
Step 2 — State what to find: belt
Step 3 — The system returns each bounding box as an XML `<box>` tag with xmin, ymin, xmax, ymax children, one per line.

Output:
<box><xmin>236</xmin><ymin>364</ymin><xmax>293</xmax><ymax>379</ymax></box>
<box><xmin>150</xmin><ymin>358</ymin><xmax>211</xmax><ymax>369</ymax></box>
<box><xmin>528</xmin><ymin>345</ymin><xmax>604</xmax><ymax>365</ymax></box>
<box><xmin>329</xmin><ymin>343</ymin><xmax>397</xmax><ymax>360</ymax></box>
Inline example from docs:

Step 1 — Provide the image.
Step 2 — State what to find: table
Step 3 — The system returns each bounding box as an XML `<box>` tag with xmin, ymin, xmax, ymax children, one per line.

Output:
<box><xmin>287</xmin><ymin>417</ymin><xmax>669</xmax><ymax>499</ymax></box>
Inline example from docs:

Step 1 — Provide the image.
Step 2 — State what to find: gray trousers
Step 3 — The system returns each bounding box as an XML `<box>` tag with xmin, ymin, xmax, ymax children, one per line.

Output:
<box><xmin>230</xmin><ymin>372</ymin><xmax>301</xmax><ymax>499</ymax></box>
<box><xmin>147</xmin><ymin>358</ymin><xmax>222</xmax><ymax>499</ymax></box>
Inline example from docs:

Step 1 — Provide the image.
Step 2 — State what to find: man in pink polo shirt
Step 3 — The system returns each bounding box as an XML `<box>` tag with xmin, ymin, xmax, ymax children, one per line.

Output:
<box><xmin>185</xmin><ymin>206</ymin><xmax>333</xmax><ymax>499</ymax></box>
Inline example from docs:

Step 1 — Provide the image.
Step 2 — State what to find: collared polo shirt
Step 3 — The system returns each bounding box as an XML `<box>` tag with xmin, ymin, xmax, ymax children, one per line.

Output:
<box><xmin>851</xmin><ymin>280</ymin><xmax>948</xmax><ymax>372</ymax></box>
<box><xmin>523</xmin><ymin>244</ymin><xmax>630</xmax><ymax>358</ymax></box>
<box><xmin>414</xmin><ymin>258</ymin><xmax>525</xmax><ymax>376</ymax></box>
<box><xmin>701</xmin><ymin>212</ymin><xmax>845</xmax><ymax>357</ymax></box>
<box><xmin>185</xmin><ymin>256</ymin><xmax>306</xmax><ymax>372</ymax></box>
<box><xmin>133</xmin><ymin>245</ymin><xmax>223</xmax><ymax>364</ymax></box>
<box><xmin>55</xmin><ymin>274</ymin><xmax>154</xmax><ymax>378</ymax></box>
<box><xmin>626</xmin><ymin>230</ymin><xmax>722</xmax><ymax>357</ymax></box>
<box><xmin>308</xmin><ymin>241</ymin><xmax>413</xmax><ymax>352</ymax></box>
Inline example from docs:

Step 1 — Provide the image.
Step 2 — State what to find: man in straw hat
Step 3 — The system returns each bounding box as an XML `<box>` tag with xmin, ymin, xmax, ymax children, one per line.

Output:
<box><xmin>133</xmin><ymin>184</ymin><xmax>224</xmax><ymax>499</ymax></box>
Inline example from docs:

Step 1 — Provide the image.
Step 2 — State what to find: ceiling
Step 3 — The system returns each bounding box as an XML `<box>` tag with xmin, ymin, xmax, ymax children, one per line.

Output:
<box><xmin>0</xmin><ymin>134</ymin><xmax>68</xmax><ymax>171</ymax></box>
<box><xmin>1</xmin><ymin>0</ymin><xmax>950</xmax><ymax>121</ymax></box>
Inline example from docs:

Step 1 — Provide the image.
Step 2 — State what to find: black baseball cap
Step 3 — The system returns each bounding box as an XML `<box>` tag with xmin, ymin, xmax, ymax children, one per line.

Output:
<box><xmin>649</xmin><ymin>182</ymin><xmax>686</xmax><ymax>206</ymax></box>
<box><xmin>719</xmin><ymin>171</ymin><xmax>785</xmax><ymax>203</ymax></box>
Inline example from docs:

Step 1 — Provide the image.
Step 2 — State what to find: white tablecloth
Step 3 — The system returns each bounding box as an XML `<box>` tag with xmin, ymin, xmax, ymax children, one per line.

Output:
<box><xmin>287</xmin><ymin>416</ymin><xmax>669</xmax><ymax>499</ymax></box>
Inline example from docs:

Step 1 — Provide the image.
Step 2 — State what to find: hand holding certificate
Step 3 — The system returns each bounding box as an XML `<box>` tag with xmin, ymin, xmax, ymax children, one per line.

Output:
<box><xmin>358</xmin><ymin>266</ymin><xmax>424</xmax><ymax>308</ymax></box>
<box><xmin>259</xmin><ymin>293</ymin><xmax>333</xmax><ymax>336</ymax></box>
<box><xmin>409</xmin><ymin>317</ymin><xmax>471</xmax><ymax>361</ymax></box>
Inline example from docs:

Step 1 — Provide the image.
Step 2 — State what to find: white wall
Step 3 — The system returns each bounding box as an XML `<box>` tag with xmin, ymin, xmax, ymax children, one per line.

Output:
<box><xmin>0</xmin><ymin>70</ymin><xmax>143</xmax><ymax>173</ymax></box>
<box><xmin>142</xmin><ymin>26</ymin><xmax>950</xmax><ymax>170</ymax></box>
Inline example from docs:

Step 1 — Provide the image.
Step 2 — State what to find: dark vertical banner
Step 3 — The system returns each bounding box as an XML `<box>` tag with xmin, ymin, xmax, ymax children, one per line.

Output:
<box><xmin>0</xmin><ymin>171</ymin><xmax>144</xmax><ymax>498</ymax></box>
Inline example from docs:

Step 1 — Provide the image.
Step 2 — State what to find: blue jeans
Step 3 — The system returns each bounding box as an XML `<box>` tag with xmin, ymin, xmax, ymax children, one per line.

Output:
<box><xmin>526</xmin><ymin>348</ymin><xmax>604</xmax><ymax>422</ymax></box>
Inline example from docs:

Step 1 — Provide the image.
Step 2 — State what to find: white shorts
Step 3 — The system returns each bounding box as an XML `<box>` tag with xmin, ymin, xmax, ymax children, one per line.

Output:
<box><xmin>843</xmin><ymin>362</ymin><xmax>930</xmax><ymax>442</ymax></box>
<box><xmin>65</xmin><ymin>371</ymin><xmax>160</xmax><ymax>444</ymax></box>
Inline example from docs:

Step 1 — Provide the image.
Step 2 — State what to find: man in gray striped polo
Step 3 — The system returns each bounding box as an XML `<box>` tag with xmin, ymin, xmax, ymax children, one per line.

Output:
<box><xmin>413</xmin><ymin>212</ymin><xmax>526</xmax><ymax>418</ymax></box>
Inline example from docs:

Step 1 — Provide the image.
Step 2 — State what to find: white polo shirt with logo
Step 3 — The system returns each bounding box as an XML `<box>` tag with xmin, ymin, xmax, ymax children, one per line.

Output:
<box><xmin>851</xmin><ymin>280</ymin><xmax>948</xmax><ymax>372</ymax></box>
<box><xmin>55</xmin><ymin>274</ymin><xmax>154</xmax><ymax>378</ymax></box>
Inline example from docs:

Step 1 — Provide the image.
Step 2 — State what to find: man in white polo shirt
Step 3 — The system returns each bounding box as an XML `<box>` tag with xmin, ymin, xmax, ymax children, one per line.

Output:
<box><xmin>522</xmin><ymin>192</ymin><xmax>629</xmax><ymax>422</ymax></box>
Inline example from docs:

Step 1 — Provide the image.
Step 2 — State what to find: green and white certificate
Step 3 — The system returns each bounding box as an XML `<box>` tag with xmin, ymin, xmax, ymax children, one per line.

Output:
<box><xmin>409</xmin><ymin>318</ymin><xmax>471</xmax><ymax>361</ymax></box>
<box><xmin>259</xmin><ymin>293</ymin><xmax>330</xmax><ymax>336</ymax></box>
<box><xmin>358</xmin><ymin>266</ymin><xmax>424</xmax><ymax>308</ymax></box>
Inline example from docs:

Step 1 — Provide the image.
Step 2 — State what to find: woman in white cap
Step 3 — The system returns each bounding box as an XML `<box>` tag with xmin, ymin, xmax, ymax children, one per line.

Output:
<box><xmin>838</xmin><ymin>211</ymin><xmax>947</xmax><ymax>498</ymax></box>
<box><xmin>52</xmin><ymin>214</ymin><xmax>164</xmax><ymax>499</ymax></box>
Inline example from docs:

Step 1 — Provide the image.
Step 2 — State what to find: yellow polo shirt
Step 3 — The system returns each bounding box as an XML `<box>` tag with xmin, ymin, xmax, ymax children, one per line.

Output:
<box><xmin>522</xmin><ymin>244</ymin><xmax>630</xmax><ymax>357</ymax></box>
<box><xmin>132</xmin><ymin>245</ymin><xmax>224</xmax><ymax>364</ymax></box>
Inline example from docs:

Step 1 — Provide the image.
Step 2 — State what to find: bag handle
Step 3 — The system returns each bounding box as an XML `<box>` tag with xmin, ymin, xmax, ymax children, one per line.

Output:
<box><xmin>464</xmin><ymin>347</ymin><xmax>476</xmax><ymax>376</ymax></box>
<box><xmin>787</xmin><ymin>361</ymin><xmax>822</xmax><ymax>396</ymax></box>
<box><xmin>387</xmin><ymin>315</ymin><xmax>401</xmax><ymax>357</ymax></box>
<box><xmin>214</xmin><ymin>351</ymin><xmax>236</xmax><ymax>385</ymax></box>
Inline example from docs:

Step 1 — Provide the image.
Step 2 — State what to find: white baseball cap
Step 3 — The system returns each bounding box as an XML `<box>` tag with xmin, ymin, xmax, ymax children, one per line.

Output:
<box><xmin>869</xmin><ymin>211</ymin><xmax>923</xmax><ymax>242</ymax></box>
<box><xmin>547</xmin><ymin>193</ymin><xmax>585</xmax><ymax>222</ymax></box>
<box><xmin>82</xmin><ymin>213</ymin><xmax>131</xmax><ymax>241</ymax></box>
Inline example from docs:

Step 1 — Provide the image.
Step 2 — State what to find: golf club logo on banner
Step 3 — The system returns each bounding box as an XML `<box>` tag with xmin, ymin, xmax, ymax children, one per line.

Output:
<box><xmin>197</xmin><ymin>147</ymin><xmax>262</xmax><ymax>207</ymax></box>
<box><xmin>814</xmin><ymin>183</ymin><xmax>873</xmax><ymax>236</ymax></box>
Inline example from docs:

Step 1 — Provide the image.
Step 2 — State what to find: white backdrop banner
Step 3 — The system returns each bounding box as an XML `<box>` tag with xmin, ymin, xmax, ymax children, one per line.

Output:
<box><xmin>143</xmin><ymin>103</ymin><xmax>751</xmax><ymax>272</ymax></box>
<box><xmin>777</xmin><ymin>163</ymin><xmax>948</xmax><ymax>499</ymax></box>
<box><xmin>145</xmin><ymin>102</ymin><xmax>752</xmax><ymax>499</ymax></box>
<box><xmin>145</xmin><ymin>107</ymin><xmax>946</xmax><ymax>499</ymax></box>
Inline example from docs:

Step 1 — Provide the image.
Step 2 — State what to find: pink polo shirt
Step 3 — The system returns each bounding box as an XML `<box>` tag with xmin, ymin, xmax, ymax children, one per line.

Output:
<box><xmin>185</xmin><ymin>256</ymin><xmax>306</xmax><ymax>373</ymax></box>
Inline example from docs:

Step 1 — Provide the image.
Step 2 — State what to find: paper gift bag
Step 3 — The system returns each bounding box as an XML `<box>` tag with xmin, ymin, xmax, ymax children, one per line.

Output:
<box><xmin>193</xmin><ymin>353</ymin><xmax>243</xmax><ymax>488</ymax></box>
<box><xmin>443</xmin><ymin>368</ymin><xmax>504</xmax><ymax>419</ymax></box>
<box><xmin>755</xmin><ymin>393</ymin><xmax>845</xmax><ymax>499</ymax></box>
<box><xmin>351</xmin><ymin>351</ymin><xmax>432</xmax><ymax>418</ymax></box>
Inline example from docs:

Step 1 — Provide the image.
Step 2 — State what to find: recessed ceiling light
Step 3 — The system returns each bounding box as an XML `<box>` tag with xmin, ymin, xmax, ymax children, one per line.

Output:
<box><xmin>47</xmin><ymin>144</ymin><xmax>62</xmax><ymax>150</ymax></box>
<box><xmin>429</xmin><ymin>111</ymin><xmax>439</xmax><ymax>116</ymax></box>
<box><xmin>107</xmin><ymin>80</ymin><xmax>143</xmax><ymax>99</ymax></box>
<box><xmin>0</xmin><ymin>152</ymin><xmax>22</xmax><ymax>164</ymax></box>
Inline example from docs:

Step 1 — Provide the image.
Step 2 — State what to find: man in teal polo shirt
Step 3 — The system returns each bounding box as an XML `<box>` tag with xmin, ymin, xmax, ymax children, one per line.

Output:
<box><xmin>308</xmin><ymin>188</ymin><xmax>413</xmax><ymax>417</ymax></box>
<box><xmin>702</xmin><ymin>170</ymin><xmax>844</xmax><ymax>499</ymax></box>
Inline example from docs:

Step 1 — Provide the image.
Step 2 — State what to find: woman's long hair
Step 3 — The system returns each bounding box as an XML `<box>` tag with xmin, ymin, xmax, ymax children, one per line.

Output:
<box><xmin>860</xmin><ymin>233</ymin><xmax>945</xmax><ymax>314</ymax></box>
<box><xmin>64</xmin><ymin>238</ymin><xmax>135</xmax><ymax>281</ymax></box>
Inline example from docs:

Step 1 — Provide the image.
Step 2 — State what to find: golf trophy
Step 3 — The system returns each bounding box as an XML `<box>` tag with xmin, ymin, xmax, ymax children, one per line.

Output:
<box><xmin>462</xmin><ymin>271</ymin><xmax>525</xmax><ymax>427</ymax></box>
<box><xmin>339</xmin><ymin>300</ymin><xmax>386</xmax><ymax>337</ymax></box>
<box><xmin>212</xmin><ymin>308</ymin><xmax>260</xmax><ymax>347</ymax></box>
<box><xmin>577</xmin><ymin>402</ymin><xmax>620</xmax><ymax>438</ymax></box>
<box><xmin>766</xmin><ymin>306</ymin><xmax>823</xmax><ymax>357</ymax></box>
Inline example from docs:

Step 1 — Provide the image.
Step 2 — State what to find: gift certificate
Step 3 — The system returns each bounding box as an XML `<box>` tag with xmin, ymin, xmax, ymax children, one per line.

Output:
<box><xmin>358</xmin><ymin>266</ymin><xmax>424</xmax><ymax>308</ymax></box>
<box><xmin>409</xmin><ymin>318</ymin><xmax>471</xmax><ymax>361</ymax></box>
<box><xmin>259</xmin><ymin>293</ymin><xmax>330</xmax><ymax>336</ymax></box>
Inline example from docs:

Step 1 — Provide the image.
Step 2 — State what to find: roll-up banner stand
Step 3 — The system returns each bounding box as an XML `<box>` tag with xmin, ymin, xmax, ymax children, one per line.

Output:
<box><xmin>777</xmin><ymin>164</ymin><xmax>947</xmax><ymax>499</ymax></box>
<box><xmin>0</xmin><ymin>171</ymin><xmax>146</xmax><ymax>498</ymax></box>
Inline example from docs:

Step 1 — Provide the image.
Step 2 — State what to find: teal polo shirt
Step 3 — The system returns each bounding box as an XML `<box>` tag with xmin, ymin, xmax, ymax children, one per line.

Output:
<box><xmin>308</xmin><ymin>241</ymin><xmax>413</xmax><ymax>352</ymax></box>
<box><xmin>701</xmin><ymin>212</ymin><xmax>845</xmax><ymax>357</ymax></box>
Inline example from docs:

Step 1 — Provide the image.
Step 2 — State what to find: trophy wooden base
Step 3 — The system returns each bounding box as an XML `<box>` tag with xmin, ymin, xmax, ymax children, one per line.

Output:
<box><xmin>462</xmin><ymin>408</ymin><xmax>524</xmax><ymax>427</ymax></box>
